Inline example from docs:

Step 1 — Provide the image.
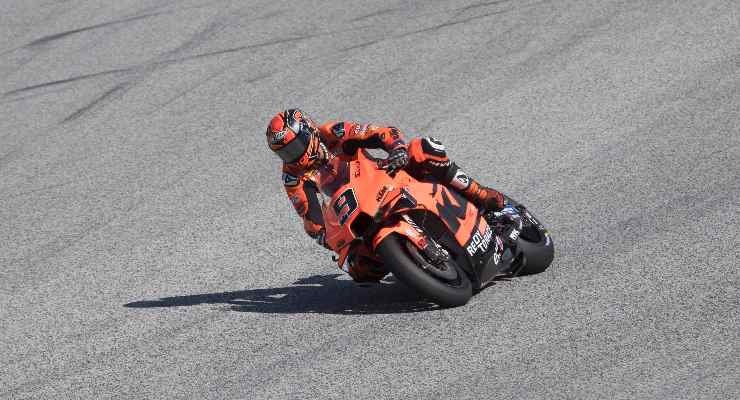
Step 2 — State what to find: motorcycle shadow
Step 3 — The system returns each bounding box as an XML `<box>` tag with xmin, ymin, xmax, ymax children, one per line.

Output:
<box><xmin>124</xmin><ymin>274</ymin><xmax>438</xmax><ymax>315</ymax></box>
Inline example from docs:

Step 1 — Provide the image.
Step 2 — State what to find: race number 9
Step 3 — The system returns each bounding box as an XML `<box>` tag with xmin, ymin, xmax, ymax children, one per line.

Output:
<box><xmin>333</xmin><ymin>188</ymin><xmax>358</xmax><ymax>225</ymax></box>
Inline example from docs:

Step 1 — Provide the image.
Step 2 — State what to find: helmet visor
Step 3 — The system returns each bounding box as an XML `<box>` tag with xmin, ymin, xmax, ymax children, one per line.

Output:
<box><xmin>275</xmin><ymin>127</ymin><xmax>311</xmax><ymax>163</ymax></box>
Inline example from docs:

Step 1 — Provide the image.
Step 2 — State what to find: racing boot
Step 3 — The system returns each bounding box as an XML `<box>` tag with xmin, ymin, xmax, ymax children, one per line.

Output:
<box><xmin>461</xmin><ymin>180</ymin><xmax>505</xmax><ymax>212</ymax></box>
<box><xmin>446</xmin><ymin>163</ymin><xmax>505</xmax><ymax>212</ymax></box>
<box><xmin>406</xmin><ymin>138</ymin><xmax>505</xmax><ymax>212</ymax></box>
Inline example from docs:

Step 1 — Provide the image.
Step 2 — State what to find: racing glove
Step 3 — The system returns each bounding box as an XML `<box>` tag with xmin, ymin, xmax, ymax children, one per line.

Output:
<box><xmin>380</xmin><ymin>146</ymin><xmax>409</xmax><ymax>176</ymax></box>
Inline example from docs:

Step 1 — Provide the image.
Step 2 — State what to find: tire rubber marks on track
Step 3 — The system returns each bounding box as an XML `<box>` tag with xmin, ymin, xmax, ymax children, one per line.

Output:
<box><xmin>22</xmin><ymin>12</ymin><xmax>166</xmax><ymax>48</ymax></box>
<box><xmin>349</xmin><ymin>7</ymin><xmax>401</xmax><ymax>23</ymax></box>
<box><xmin>338</xmin><ymin>0</ymin><xmax>547</xmax><ymax>53</ymax></box>
<box><xmin>3</xmin><ymin>68</ymin><xmax>130</xmax><ymax>97</ymax></box>
<box><xmin>61</xmin><ymin>83</ymin><xmax>128</xmax><ymax>123</ymax></box>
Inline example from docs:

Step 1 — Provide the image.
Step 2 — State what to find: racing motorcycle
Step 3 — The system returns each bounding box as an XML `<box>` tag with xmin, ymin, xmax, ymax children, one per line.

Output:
<box><xmin>317</xmin><ymin>150</ymin><xmax>554</xmax><ymax>307</ymax></box>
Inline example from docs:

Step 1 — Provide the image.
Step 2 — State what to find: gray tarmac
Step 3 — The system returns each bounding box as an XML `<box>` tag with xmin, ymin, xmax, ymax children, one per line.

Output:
<box><xmin>1</xmin><ymin>0</ymin><xmax>738</xmax><ymax>399</ymax></box>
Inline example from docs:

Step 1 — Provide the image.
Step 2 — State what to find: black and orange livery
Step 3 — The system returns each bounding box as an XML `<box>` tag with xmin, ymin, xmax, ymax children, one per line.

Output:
<box><xmin>266</xmin><ymin>110</ymin><xmax>504</xmax><ymax>281</ymax></box>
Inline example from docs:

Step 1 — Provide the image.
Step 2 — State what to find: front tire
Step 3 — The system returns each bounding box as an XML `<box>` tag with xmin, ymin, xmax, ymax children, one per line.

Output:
<box><xmin>516</xmin><ymin>209</ymin><xmax>554</xmax><ymax>275</ymax></box>
<box><xmin>376</xmin><ymin>234</ymin><xmax>472</xmax><ymax>307</ymax></box>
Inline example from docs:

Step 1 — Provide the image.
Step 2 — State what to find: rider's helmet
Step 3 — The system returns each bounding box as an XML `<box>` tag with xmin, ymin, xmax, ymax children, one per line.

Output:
<box><xmin>266</xmin><ymin>109</ymin><xmax>326</xmax><ymax>169</ymax></box>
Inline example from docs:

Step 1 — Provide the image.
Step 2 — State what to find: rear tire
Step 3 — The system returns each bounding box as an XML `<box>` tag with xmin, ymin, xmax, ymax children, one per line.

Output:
<box><xmin>376</xmin><ymin>234</ymin><xmax>472</xmax><ymax>307</ymax></box>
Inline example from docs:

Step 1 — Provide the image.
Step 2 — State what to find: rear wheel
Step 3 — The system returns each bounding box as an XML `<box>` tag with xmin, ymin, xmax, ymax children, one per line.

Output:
<box><xmin>376</xmin><ymin>234</ymin><xmax>472</xmax><ymax>307</ymax></box>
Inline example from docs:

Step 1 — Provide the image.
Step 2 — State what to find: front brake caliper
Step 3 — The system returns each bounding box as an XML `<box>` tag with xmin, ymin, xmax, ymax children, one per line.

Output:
<box><xmin>420</xmin><ymin>239</ymin><xmax>449</xmax><ymax>266</ymax></box>
<box><xmin>402</xmin><ymin>214</ymin><xmax>449</xmax><ymax>266</ymax></box>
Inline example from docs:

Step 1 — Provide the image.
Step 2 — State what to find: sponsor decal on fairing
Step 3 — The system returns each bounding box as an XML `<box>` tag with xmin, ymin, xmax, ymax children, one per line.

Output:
<box><xmin>509</xmin><ymin>229</ymin><xmax>520</xmax><ymax>241</ymax></box>
<box><xmin>492</xmin><ymin>236</ymin><xmax>504</xmax><ymax>265</ymax></box>
<box><xmin>466</xmin><ymin>224</ymin><xmax>494</xmax><ymax>256</ymax></box>
<box><xmin>353</xmin><ymin>123</ymin><xmax>369</xmax><ymax>136</ymax></box>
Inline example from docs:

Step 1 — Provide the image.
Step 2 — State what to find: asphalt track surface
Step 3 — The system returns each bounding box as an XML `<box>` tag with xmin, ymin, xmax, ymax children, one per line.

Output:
<box><xmin>1</xmin><ymin>0</ymin><xmax>739</xmax><ymax>398</ymax></box>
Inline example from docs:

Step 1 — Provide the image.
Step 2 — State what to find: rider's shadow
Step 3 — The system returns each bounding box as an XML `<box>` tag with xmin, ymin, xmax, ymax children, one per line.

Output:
<box><xmin>124</xmin><ymin>274</ymin><xmax>437</xmax><ymax>314</ymax></box>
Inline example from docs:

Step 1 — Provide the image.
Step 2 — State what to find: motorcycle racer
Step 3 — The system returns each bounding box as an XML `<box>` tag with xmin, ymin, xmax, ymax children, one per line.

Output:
<box><xmin>266</xmin><ymin>109</ymin><xmax>505</xmax><ymax>282</ymax></box>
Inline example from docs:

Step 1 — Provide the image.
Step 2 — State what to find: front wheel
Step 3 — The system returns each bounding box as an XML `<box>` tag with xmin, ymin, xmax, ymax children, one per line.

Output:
<box><xmin>516</xmin><ymin>208</ymin><xmax>554</xmax><ymax>276</ymax></box>
<box><xmin>376</xmin><ymin>235</ymin><xmax>472</xmax><ymax>307</ymax></box>
<box><xmin>501</xmin><ymin>195</ymin><xmax>554</xmax><ymax>275</ymax></box>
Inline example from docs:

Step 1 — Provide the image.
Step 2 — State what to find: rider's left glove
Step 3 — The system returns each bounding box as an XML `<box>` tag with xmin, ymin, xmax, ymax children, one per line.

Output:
<box><xmin>382</xmin><ymin>146</ymin><xmax>409</xmax><ymax>176</ymax></box>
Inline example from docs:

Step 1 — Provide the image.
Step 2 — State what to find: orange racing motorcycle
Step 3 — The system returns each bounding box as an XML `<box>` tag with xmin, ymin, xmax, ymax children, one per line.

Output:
<box><xmin>317</xmin><ymin>150</ymin><xmax>554</xmax><ymax>307</ymax></box>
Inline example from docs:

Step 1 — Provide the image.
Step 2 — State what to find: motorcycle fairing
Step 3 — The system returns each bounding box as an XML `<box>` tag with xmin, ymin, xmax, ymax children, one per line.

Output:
<box><xmin>371</xmin><ymin>218</ymin><xmax>428</xmax><ymax>251</ymax></box>
<box><xmin>318</xmin><ymin>151</ymin><xmax>506</xmax><ymax>286</ymax></box>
